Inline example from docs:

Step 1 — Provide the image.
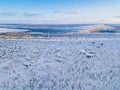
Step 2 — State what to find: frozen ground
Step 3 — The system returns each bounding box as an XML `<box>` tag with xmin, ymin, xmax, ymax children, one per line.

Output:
<box><xmin>0</xmin><ymin>40</ymin><xmax>120</xmax><ymax>90</ymax></box>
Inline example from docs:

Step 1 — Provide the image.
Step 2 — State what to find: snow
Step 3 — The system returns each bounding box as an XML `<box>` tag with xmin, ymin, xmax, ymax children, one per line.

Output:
<box><xmin>68</xmin><ymin>24</ymin><xmax>117</xmax><ymax>34</ymax></box>
<box><xmin>80</xmin><ymin>24</ymin><xmax>117</xmax><ymax>34</ymax></box>
<box><xmin>0</xmin><ymin>40</ymin><xmax>120</xmax><ymax>90</ymax></box>
<box><xmin>0</xmin><ymin>28</ymin><xmax>28</xmax><ymax>33</ymax></box>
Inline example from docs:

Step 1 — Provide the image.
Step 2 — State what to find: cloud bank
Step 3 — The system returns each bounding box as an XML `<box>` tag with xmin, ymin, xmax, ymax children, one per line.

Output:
<box><xmin>115</xmin><ymin>16</ymin><xmax>120</xmax><ymax>18</ymax></box>
<box><xmin>0</xmin><ymin>12</ymin><xmax>17</xmax><ymax>17</ymax></box>
<box><xmin>23</xmin><ymin>13</ymin><xmax>44</xmax><ymax>17</ymax></box>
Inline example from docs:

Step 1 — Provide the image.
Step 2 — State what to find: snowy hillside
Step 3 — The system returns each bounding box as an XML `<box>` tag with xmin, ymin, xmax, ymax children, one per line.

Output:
<box><xmin>0</xmin><ymin>40</ymin><xmax>120</xmax><ymax>90</ymax></box>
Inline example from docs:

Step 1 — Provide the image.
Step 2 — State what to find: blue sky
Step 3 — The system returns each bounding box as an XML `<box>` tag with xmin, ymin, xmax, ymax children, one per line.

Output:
<box><xmin>0</xmin><ymin>0</ymin><xmax>120</xmax><ymax>24</ymax></box>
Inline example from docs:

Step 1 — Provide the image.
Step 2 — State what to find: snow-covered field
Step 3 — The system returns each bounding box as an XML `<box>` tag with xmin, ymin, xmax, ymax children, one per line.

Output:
<box><xmin>0</xmin><ymin>40</ymin><xmax>120</xmax><ymax>90</ymax></box>
<box><xmin>0</xmin><ymin>28</ymin><xmax>28</xmax><ymax>33</ymax></box>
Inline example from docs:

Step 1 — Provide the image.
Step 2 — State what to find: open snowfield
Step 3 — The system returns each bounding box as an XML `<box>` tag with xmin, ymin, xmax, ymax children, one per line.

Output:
<box><xmin>0</xmin><ymin>39</ymin><xmax>120</xmax><ymax>90</ymax></box>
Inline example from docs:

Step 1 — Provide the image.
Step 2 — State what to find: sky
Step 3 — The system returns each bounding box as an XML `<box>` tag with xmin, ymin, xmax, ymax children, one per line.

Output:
<box><xmin>0</xmin><ymin>0</ymin><xmax>120</xmax><ymax>24</ymax></box>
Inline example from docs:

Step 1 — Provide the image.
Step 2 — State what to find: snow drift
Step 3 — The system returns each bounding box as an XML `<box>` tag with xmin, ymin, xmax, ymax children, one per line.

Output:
<box><xmin>80</xmin><ymin>24</ymin><xmax>117</xmax><ymax>34</ymax></box>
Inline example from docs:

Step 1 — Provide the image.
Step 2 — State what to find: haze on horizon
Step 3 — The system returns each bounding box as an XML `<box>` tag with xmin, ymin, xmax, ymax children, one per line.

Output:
<box><xmin>0</xmin><ymin>0</ymin><xmax>120</xmax><ymax>24</ymax></box>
